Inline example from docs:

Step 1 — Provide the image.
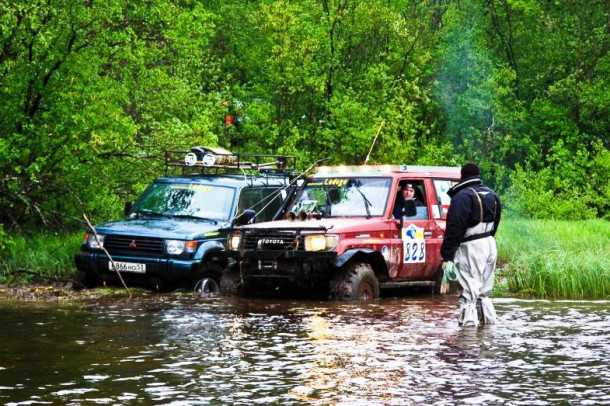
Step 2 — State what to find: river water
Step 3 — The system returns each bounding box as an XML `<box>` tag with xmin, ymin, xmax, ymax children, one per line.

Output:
<box><xmin>0</xmin><ymin>294</ymin><xmax>608</xmax><ymax>405</ymax></box>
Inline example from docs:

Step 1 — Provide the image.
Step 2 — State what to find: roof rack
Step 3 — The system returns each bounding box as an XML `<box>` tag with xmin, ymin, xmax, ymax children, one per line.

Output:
<box><xmin>314</xmin><ymin>164</ymin><xmax>461</xmax><ymax>175</ymax></box>
<box><xmin>164</xmin><ymin>146</ymin><xmax>297</xmax><ymax>177</ymax></box>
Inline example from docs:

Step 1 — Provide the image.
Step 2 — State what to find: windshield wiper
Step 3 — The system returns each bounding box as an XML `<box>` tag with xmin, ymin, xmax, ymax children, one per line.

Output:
<box><xmin>352</xmin><ymin>184</ymin><xmax>372</xmax><ymax>219</ymax></box>
<box><xmin>172</xmin><ymin>214</ymin><xmax>218</xmax><ymax>224</ymax></box>
<box><xmin>134</xmin><ymin>210</ymin><xmax>173</xmax><ymax>219</ymax></box>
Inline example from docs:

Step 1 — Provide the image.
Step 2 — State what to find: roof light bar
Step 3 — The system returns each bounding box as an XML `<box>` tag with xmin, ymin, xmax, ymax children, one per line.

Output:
<box><xmin>164</xmin><ymin>146</ymin><xmax>297</xmax><ymax>175</ymax></box>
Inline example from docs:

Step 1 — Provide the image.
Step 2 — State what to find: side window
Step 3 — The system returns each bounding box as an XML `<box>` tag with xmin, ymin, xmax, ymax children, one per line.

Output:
<box><xmin>394</xmin><ymin>180</ymin><xmax>428</xmax><ymax>220</ymax></box>
<box><xmin>238</xmin><ymin>187</ymin><xmax>285</xmax><ymax>223</ymax></box>
<box><xmin>259</xmin><ymin>188</ymin><xmax>285</xmax><ymax>222</ymax></box>
<box><xmin>433</xmin><ymin>179</ymin><xmax>457</xmax><ymax>219</ymax></box>
<box><xmin>238</xmin><ymin>188</ymin><xmax>262</xmax><ymax>222</ymax></box>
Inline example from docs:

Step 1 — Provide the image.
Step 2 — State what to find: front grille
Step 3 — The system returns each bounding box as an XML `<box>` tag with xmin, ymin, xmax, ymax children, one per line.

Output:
<box><xmin>243</xmin><ymin>232</ymin><xmax>301</xmax><ymax>251</ymax></box>
<box><xmin>104</xmin><ymin>235</ymin><xmax>165</xmax><ymax>256</ymax></box>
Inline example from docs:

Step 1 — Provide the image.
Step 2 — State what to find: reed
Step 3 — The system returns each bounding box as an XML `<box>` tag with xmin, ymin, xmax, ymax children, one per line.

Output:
<box><xmin>495</xmin><ymin>219</ymin><xmax>610</xmax><ymax>299</ymax></box>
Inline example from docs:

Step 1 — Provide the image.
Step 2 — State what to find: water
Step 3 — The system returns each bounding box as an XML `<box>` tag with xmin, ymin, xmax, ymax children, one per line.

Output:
<box><xmin>0</xmin><ymin>295</ymin><xmax>608</xmax><ymax>405</ymax></box>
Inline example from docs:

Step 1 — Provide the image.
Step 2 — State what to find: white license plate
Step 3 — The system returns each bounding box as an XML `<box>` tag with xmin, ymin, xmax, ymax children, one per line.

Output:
<box><xmin>110</xmin><ymin>261</ymin><xmax>146</xmax><ymax>274</ymax></box>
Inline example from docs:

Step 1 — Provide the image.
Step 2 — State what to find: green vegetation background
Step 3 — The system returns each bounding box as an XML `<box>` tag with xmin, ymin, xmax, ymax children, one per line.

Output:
<box><xmin>1</xmin><ymin>1</ymin><xmax>608</xmax><ymax>297</ymax></box>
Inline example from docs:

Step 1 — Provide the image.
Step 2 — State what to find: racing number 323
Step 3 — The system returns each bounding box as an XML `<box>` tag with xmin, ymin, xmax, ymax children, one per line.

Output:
<box><xmin>405</xmin><ymin>242</ymin><xmax>425</xmax><ymax>262</ymax></box>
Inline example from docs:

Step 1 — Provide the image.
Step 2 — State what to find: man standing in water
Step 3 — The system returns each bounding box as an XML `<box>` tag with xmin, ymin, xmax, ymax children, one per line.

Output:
<box><xmin>441</xmin><ymin>163</ymin><xmax>502</xmax><ymax>326</ymax></box>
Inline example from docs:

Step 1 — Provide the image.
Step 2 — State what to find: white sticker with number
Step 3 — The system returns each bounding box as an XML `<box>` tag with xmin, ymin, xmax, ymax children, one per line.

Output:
<box><xmin>402</xmin><ymin>224</ymin><xmax>425</xmax><ymax>263</ymax></box>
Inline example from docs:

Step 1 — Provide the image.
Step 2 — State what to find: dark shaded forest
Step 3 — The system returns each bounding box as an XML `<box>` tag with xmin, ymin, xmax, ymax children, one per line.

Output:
<box><xmin>1</xmin><ymin>0</ymin><xmax>609</xmax><ymax>242</ymax></box>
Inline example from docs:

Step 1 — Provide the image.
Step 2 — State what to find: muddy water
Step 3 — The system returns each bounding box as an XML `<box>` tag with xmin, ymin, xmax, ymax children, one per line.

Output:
<box><xmin>0</xmin><ymin>295</ymin><xmax>608</xmax><ymax>405</ymax></box>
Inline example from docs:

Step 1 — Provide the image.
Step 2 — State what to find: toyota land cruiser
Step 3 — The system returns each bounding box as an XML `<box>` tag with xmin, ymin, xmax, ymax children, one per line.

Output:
<box><xmin>222</xmin><ymin>164</ymin><xmax>460</xmax><ymax>300</ymax></box>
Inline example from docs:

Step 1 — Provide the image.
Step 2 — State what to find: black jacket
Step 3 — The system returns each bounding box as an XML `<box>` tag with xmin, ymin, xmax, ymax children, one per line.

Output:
<box><xmin>440</xmin><ymin>176</ymin><xmax>502</xmax><ymax>261</ymax></box>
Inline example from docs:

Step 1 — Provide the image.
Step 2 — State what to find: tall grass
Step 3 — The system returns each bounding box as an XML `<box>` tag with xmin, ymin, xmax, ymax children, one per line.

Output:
<box><xmin>0</xmin><ymin>231</ymin><xmax>83</xmax><ymax>285</ymax></box>
<box><xmin>1</xmin><ymin>220</ymin><xmax>608</xmax><ymax>299</ymax></box>
<box><xmin>496</xmin><ymin>219</ymin><xmax>610</xmax><ymax>299</ymax></box>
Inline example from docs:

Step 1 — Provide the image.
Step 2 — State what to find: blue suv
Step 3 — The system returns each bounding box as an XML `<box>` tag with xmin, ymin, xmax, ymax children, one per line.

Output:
<box><xmin>74</xmin><ymin>147</ymin><xmax>297</xmax><ymax>292</ymax></box>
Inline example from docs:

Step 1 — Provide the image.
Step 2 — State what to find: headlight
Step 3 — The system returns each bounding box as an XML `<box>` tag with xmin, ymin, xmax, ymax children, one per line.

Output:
<box><xmin>304</xmin><ymin>234</ymin><xmax>339</xmax><ymax>251</ymax></box>
<box><xmin>86</xmin><ymin>233</ymin><xmax>105</xmax><ymax>249</ymax></box>
<box><xmin>166</xmin><ymin>240</ymin><xmax>185</xmax><ymax>255</ymax></box>
<box><xmin>165</xmin><ymin>240</ymin><xmax>198</xmax><ymax>255</ymax></box>
<box><xmin>227</xmin><ymin>232</ymin><xmax>241</xmax><ymax>250</ymax></box>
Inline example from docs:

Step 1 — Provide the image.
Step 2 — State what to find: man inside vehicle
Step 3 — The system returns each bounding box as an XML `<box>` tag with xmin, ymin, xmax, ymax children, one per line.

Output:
<box><xmin>393</xmin><ymin>183</ymin><xmax>425</xmax><ymax>219</ymax></box>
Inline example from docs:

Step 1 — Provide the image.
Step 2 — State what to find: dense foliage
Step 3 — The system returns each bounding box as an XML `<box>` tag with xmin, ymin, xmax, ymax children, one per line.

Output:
<box><xmin>1</xmin><ymin>0</ymin><xmax>609</xmax><ymax>232</ymax></box>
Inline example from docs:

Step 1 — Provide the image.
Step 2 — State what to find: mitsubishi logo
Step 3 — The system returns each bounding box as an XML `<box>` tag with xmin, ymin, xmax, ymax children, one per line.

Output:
<box><xmin>129</xmin><ymin>240</ymin><xmax>137</xmax><ymax>248</ymax></box>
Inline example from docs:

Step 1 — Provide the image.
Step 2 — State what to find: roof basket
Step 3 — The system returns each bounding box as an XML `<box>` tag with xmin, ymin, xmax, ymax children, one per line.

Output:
<box><xmin>164</xmin><ymin>146</ymin><xmax>297</xmax><ymax>176</ymax></box>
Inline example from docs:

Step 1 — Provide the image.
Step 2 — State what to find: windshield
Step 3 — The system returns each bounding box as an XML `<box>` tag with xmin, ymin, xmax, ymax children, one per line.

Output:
<box><xmin>290</xmin><ymin>177</ymin><xmax>391</xmax><ymax>217</ymax></box>
<box><xmin>132</xmin><ymin>183</ymin><xmax>236</xmax><ymax>221</ymax></box>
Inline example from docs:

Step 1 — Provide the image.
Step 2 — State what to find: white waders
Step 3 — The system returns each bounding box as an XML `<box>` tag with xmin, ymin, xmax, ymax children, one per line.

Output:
<box><xmin>454</xmin><ymin>222</ymin><xmax>497</xmax><ymax>327</ymax></box>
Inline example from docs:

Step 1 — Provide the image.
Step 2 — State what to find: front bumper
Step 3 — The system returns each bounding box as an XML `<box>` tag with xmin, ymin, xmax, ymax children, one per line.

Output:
<box><xmin>225</xmin><ymin>250</ymin><xmax>337</xmax><ymax>283</ymax></box>
<box><xmin>74</xmin><ymin>251</ymin><xmax>202</xmax><ymax>285</ymax></box>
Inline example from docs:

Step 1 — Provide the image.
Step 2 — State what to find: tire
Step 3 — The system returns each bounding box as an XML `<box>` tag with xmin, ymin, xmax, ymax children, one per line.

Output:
<box><xmin>190</xmin><ymin>261</ymin><xmax>222</xmax><ymax>293</ymax></box>
<box><xmin>74</xmin><ymin>270</ymin><xmax>99</xmax><ymax>289</ymax></box>
<box><xmin>329</xmin><ymin>262</ymin><xmax>379</xmax><ymax>301</ymax></box>
<box><xmin>432</xmin><ymin>266</ymin><xmax>444</xmax><ymax>295</ymax></box>
<box><xmin>193</xmin><ymin>277</ymin><xmax>220</xmax><ymax>295</ymax></box>
<box><xmin>219</xmin><ymin>266</ymin><xmax>244</xmax><ymax>296</ymax></box>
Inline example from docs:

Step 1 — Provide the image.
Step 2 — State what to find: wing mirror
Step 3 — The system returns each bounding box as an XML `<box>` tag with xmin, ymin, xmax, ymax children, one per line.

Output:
<box><xmin>234</xmin><ymin>209</ymin><xmax>256</xmax><ymax>226</ymax></box>
<box><xmin>124</xmin><ymin>201</ymin><xmax>133</xmax><ymax>216</ymax></box>
<box><xmin>403</xmin><ymin>198</ymin><xmax>417</xmax><ymax>217</ymax></box>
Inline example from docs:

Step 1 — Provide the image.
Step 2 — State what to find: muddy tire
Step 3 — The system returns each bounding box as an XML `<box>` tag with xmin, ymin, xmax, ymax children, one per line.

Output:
<box><xmin>329</xmin><ymin>262</ymin><xmax>379</xmax><ymax>301</ymax></box>
<box><xmin>193</xmin><ymin>277</ymin><xmax>220</xmax><ymax>295</ymax></box>
<box><xmin>191</xmin><ymin>262</ymin><xmax>222</xmax><ymax>293</ymax></box>
<box><xmin>432</xmin><ymin>266</ymin><xmax>444</xmax><ymax>294</ymax></box>
<box><xmin>219</xmin><ymin>267</ymin><xmax>244</xmax><ymax>296</ymax></box>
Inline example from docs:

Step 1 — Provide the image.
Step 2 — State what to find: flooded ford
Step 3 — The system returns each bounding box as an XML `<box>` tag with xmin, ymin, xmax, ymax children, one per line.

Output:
<box><xmin>0</xmin><ymin>295</ymin><xmax>608</xmax><ymax>405</ymax></box>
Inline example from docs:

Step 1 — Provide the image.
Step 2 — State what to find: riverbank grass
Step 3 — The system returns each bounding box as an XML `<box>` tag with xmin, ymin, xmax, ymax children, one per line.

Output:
<box><xmin>495</xmin><ymin>219</ymin><xmax>609</xmax><ymax>299</ymax></box>
<box><xmin>1</xmin><ymin>231</ymin><xmax>82</xmax><ymax>284</ymax></box>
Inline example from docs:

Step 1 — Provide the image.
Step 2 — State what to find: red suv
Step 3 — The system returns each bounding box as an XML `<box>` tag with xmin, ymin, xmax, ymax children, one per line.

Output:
<box><xmin>222</xmin><ymin>165</ymin><xmax>460</xmax><ymax>300</ymax></box>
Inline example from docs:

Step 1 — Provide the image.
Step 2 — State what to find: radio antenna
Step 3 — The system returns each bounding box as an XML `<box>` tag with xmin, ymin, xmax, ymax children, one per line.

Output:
<box><xmin>364</xmin><ymin>120</ymin><xmax>385</xmax><ymax>165</ymax></box>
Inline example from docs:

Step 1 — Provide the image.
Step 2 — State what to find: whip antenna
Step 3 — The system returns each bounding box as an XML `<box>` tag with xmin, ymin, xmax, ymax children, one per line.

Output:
<box><xmin>364</xmin><ymin>121</ymin><xmax>385</xmax><ymax>165</ymax></box>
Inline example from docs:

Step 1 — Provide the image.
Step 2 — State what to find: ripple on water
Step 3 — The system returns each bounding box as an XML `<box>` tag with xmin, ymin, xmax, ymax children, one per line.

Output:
<box><xmin>0</xmin><ymin>297</ymin><xmax>608</xmax><ymax>405</ymax></box>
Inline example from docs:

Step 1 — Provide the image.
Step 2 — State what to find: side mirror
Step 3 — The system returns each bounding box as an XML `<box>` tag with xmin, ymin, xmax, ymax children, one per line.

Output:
<box><xmin>124</xmin><ymin>202</ymin><xmax>133</xmax><ymax>216</ymax></box>
<box><xmin>403</xmin><ymin>198</ymin><xmax>417</xmax><ymax>217</ymax></box>
<box><xmin>234</xmin><ymin>209</ymin><xmax>256</xmax><ymax>226</ymax></box>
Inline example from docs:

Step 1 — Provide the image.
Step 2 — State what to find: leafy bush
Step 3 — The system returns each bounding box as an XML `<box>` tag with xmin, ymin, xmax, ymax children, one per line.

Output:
<box><xmin>0</xmin><ymin>224</ymin><xmax>15</xmax><ymax>253</ymax></box>
<box><xmin>504</xmin><ymin>140</ymin><xmax>609</xmax><ymax>220</ymax></box>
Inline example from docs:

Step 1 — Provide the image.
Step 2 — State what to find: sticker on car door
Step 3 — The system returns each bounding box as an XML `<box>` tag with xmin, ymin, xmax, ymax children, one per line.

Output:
<box><xmin>402</xmin><ymin>224</ymin><xmax>425</xmax><ymax>263</ymax></box>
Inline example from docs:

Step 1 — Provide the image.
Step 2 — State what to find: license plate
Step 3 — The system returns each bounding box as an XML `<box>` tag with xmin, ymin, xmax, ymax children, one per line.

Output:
<box><xmin>110</xmin><ymin>261</ymin><xmax>146</xmax><ymax>274</ymax></box>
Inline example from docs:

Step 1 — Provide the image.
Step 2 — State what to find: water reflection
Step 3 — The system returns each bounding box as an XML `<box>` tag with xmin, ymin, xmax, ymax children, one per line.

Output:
<box><xmin>0</xmin><ymin>297</ymin><xmax>608</xmax><ymax>405</ymax></box>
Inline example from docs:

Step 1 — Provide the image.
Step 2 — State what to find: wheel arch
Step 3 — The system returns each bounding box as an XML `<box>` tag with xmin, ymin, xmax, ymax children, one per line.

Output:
<box><xmin>333</xmin><ymin>249</ymin><xmax>390</xmax><ymax>279</ymax></box>
<box><xmin>194</xmin><ymin>240</ymin><xmax>227</xmax><ymax>267</ymax></box>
